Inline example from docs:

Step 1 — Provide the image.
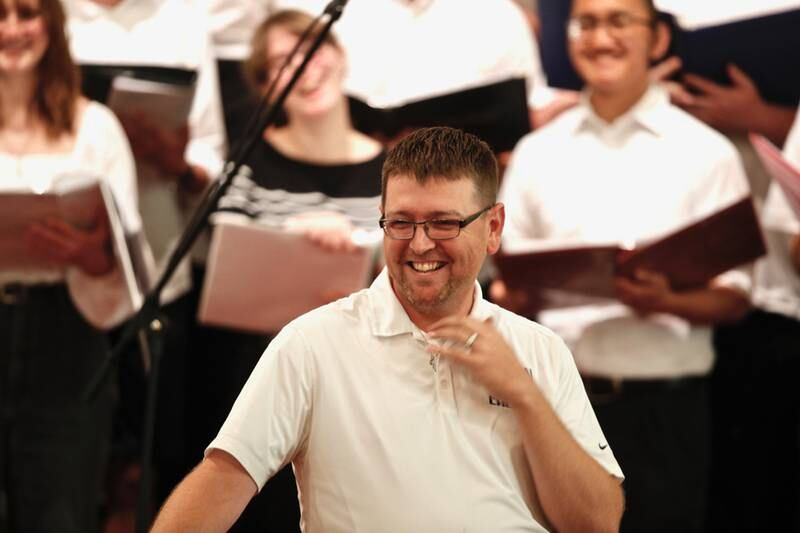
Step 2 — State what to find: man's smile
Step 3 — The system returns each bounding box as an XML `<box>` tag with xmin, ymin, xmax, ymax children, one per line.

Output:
<box><xmin>407</xmin><ymin>261</ymin><xmax>447</xmax><ymax>273</ymax></box>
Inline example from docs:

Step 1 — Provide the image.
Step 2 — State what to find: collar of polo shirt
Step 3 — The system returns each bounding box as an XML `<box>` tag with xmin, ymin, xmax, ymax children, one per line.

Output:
<box><xmin>366</xmin><ymin>268</ymin><xmax>493</xmax><ymax>338</ymax></box>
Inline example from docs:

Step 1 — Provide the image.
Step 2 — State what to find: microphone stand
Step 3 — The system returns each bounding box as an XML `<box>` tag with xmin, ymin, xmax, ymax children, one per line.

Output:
<box><xmin>83</xmin><ymin>2</ymin><xmax>350</xmax><ymax>531</ymax></box>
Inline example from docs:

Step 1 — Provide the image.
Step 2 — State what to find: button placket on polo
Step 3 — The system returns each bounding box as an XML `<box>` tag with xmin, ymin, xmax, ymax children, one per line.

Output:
<box><xmin>433</xmin><ymin>358</ymin><xmax>458</xmax><ymax>413</ymax></box>
<box><xmin>413</xmin><ymin>330</ymin><xmax>458</xmax><ymax>412</ymax></box>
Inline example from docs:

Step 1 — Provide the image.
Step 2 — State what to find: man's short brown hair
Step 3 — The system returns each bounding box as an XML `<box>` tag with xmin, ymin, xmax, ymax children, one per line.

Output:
<box><xmin>381</xmin><ymin>127</ymin><xmax>499</xmax><ymax>210</ymax></box>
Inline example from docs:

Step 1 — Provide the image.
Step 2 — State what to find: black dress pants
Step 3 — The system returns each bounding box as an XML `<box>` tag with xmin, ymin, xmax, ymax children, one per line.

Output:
<box><xmin>588</xmin><ymin>375</ymin><xmax>710</xmax><ymax>533</ymax></box>
<box><xmin>710</xmin><ymin>309</ymin><xmax>800</xmax><ymax>533</ymax></box>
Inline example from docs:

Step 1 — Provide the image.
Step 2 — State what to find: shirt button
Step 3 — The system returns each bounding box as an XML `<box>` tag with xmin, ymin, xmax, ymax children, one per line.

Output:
<box><xmin>439</xmin><ymin>378</ymin><xmax>449</xmax><ymax>388</ymax></box>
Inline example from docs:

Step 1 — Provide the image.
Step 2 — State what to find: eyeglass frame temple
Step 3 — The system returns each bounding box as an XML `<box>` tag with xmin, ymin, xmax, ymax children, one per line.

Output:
<box><xmin>378</xmin><ymin>204</ymin><xmax>495</xmax><ymax>240</ymax></box>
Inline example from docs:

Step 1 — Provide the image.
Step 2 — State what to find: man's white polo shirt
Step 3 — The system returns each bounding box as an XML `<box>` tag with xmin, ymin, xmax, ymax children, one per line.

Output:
<box><xmin>208</xmin><ymin>269</ymin><xmax>622</xmax><ymax>532</ymax></box>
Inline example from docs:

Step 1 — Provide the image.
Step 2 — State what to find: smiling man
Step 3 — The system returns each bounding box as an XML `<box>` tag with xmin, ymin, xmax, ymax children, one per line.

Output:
<box><xmin>498</xmin><ymin>0</ymin><xmax>752</xmax><ymax>531</ymax></box>
<box><xmin>151</xmin><ymin>127</ymin><xmax>623</xmax><ymax>532</ymax></box>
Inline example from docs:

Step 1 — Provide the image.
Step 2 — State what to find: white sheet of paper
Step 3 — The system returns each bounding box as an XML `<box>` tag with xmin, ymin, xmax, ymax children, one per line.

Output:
<box><xmin>107</xmin><ymin>75</ymin><xmax>195</xmax><ymax>129</ymax></box>
<box><xmin>198</xmin><ymin>219</ymin><xmax>377</xmax><ymax>333</ymax></box>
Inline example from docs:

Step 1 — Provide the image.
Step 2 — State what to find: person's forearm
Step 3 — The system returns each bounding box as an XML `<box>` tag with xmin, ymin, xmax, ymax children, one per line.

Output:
<box><xmin>151</xmin><ymin>453</ymin><xmax>256</xmax><ymax>532</ymax></box>
<box><xmin>512</xmin><ymin>387</ymin><xmax>623</xmax><ymax>533</ymax></box>
<box><xmin>659</xmin><ymin>285</ymin><xmax>750</xmax><ymax>325</ymax></box>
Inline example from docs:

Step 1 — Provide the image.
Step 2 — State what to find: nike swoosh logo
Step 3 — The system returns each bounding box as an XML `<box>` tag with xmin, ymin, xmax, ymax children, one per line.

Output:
<box><xmin>599</xmin><ymin>443</ymin><xmax>608</xmax><ymax>450</ymax></box>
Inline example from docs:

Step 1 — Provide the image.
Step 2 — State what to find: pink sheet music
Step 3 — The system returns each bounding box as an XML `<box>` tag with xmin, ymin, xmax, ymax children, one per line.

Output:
<box><xmin>750</xmin><ymin>132</ymin><xmax>800</xmax><ymax>220</ymax></box>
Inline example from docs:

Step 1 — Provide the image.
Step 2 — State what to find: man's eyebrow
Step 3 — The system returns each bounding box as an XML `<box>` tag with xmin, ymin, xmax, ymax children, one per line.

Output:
<box><xmin>384</xmin><ymin>210</ymin><xmax>463</xmax><ymax>219</ymax></box>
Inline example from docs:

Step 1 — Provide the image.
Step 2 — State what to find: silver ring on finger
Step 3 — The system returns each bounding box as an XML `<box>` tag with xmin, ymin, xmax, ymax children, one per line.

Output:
<box><xmin>464</xmin><ymin>331</ymin><xmax>479</xmax><ymax>351</ymax></box>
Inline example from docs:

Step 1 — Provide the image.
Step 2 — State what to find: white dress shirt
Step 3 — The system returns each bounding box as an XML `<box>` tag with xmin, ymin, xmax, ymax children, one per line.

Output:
<box><xmin>204</xmin><ymin>0</ymin><xmax>553</xmax><ymax>108</ymax></box>
<box><xmin>209</xmin><ymin>269</ymin><xmax>622</xmax><ymax>533</ymax></box>
<box><xmin>333</xmin><ymin>0</ymin><xmax>552</xmax><ymax>108</ymax></box>
<box><xmin>203</xmin><ymin>0</ymin><xmax>326</xmax><ymax>60</ymax></box>
<box><xmin>0</xmin><ymin>102</ymin><xmax>141</xmax><ymax>329</ymax></box>
<box><xmin>500</xmin><ymin>85</ymin><xmax>751</xmax><ymax>379</ymax></box>
<box><xmin>753</xmin><ymin>107</ymin><xmax>800</xmax><ymax>318</ymax></box>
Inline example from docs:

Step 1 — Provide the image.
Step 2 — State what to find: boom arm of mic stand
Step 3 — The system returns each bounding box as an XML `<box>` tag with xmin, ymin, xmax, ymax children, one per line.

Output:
<box><xmin>83</xmin><ymin>0</ymin><xmax>350</xmax><ymax>402</ymax></box>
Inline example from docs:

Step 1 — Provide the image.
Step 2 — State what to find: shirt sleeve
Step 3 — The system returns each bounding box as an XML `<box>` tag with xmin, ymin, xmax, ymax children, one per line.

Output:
<box><xmin>498</xmin><ymin>0</ymin><xmax>554</xmax><ymax>109</ymax></box>
<box><xmin>207</xmin><ymin>324</ymin><xmax>315</xmax><ymax>491</ymax></box>
<box><xmin>85</xmin><ymin>103</ymin><xmax>141</xmax><ymax>235</ymax></box>
<box><xmin>763</xmin><ymin>182</ymin><xmax>800</xmax><ymax>234</ymax></box>
<box><xmin>548</xmin><ymin>334</ymin><xmax>624</xmax><ymax>480</ymax></box>
<box><xmin>690</xmin><ymin>141</ymin><xmax>753</xmax><ymax>293</ymax></box>
<box><xmin>66</xmin><ymin>102</ymin><xmax>144</xmax><ymax>330</ymax></box>
<box><xmin>498</xmin><ymin>135</ymin><xmax>546</xmax><ymax>252</ymax></box>
<box><xmin>185</xmin><ymin>14</ymin><xmax>227</xmax><ymax>179</ymax></box>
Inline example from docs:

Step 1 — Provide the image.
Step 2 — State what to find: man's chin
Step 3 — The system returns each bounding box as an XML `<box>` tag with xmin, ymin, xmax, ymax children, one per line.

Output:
<box><xmin>400</xmin><ymin>283</ymin><xmax>448</xmax><ymax>311</ymax></box>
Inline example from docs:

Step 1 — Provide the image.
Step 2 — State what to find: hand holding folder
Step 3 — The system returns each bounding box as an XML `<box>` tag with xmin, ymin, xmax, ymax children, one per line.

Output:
<box><xmin>80</xmin><ymin>64</ymin><xmax>201</xmax><ymax>278</ymax></box>
<box><xmin>24</xmin><ymin>203</ymin><xmax>113</xmax><ymax>277</ymax></box>
<box><xmin>0</xmin><ymin>173</ymin><xmax>141</xmax><ymax>308</ymax></box>
<box><xmin>198</xmin><ymin>217</ymin><xmax>379</xmax><ymax>333</ymax></box>
<box><xmin>1</xmin><ymin>175</ymin><xmax>109</xmax><ymax>271</ymax></box>
<box><xmin>106</xmin><ymin>74</ymin><xmax>196</xmax><ymax>179</ymax></box>
<box><xmin>666</xmin><ymin>8</ymin><xmax>800</xmax><ymax>108</ymax></box>
<box><xmin>495</xmin><ymin>197</ymin><xmax>766</xmax><ymax>309</ymax></box>
<box><xmin>81</xmin><ymin>64</ymin><xmax>197</xmax><ymax>181</ymax></box>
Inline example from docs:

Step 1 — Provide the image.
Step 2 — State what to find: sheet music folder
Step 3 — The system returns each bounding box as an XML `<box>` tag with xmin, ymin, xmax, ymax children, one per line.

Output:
<box><xmin>347</xmin><ymin>77</ymin><xmax>531</xmax><ymax>153</ymax></box>
<box><xmin>80</xmin><ymin>63</ymin><xmax>199</xmax><ymax>302</ymax></box>
<box><xmin>198</xmin><ymin>218</ymin><xmax>377</xmax><ymax>334</ymax></box>
<box><xmin>80</xmin><ymin>64</ymin><xmax>197</xmax><ymax>104</ymax></box>
<box><xmin>495</xmin><ymin>197</ymin><xmax>766</xmax><ymax>308</ymax></box>
<box><xmin>0</xmin><ymin>174</ymin><xmax>141</xmax><ymax>308</ymax></box>
<box><xmin>668</xmin><ymin>9</ymin><xmax>800</xmax><ymax>107</ymax></box>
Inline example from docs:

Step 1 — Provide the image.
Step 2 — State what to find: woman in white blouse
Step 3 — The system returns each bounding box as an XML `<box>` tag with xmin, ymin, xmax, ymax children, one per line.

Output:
<box><xmin>0</xmin><ymin>1</ymin><xmax>140</xmax><ymax>531</ymax></box>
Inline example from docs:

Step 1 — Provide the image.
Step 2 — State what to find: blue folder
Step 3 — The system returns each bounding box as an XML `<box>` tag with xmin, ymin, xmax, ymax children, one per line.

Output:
<box><xmin>669</xmin><ymin>9</ymin><xmax>800</xmax><ymax>107</ymax></box>
<box><xmin>537</xmin><ymin>2</ymin><xmax>800</xmax><ymax>107</ymax></box>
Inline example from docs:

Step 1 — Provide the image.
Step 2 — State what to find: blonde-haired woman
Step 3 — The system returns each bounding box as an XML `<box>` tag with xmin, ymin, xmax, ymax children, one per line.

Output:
<box><xmin>190</xmin><ymin>10</ymin><xmax>385</xmax><ymax>531</ymax></box>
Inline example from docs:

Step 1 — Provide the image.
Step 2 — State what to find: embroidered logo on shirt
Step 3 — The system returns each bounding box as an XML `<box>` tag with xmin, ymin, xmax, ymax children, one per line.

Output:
<box><xmin>489</xmin><ymin>395</ymin><xmax>511</xmax><ymax>408</ymax></box>
<box><xmin>488</xmin><ymin>367</ymin><xmax>533</xmax><ymax>408</ymax></box>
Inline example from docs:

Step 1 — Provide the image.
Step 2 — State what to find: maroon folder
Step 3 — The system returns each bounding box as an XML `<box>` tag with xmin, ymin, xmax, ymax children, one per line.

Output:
<box><xmin>495</xmin><ymin>197</ymin><xmax>766</xmax><ymax>308</ymax></box>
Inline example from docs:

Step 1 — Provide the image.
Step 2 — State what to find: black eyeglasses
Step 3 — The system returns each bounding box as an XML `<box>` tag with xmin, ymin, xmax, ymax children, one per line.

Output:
<box><xmin>567</xmin><ymin>11</ymin><xmax>653</xmax><ymax>40</ymax></box>
<box><xmin>379</xmin><ymin>205</ymin><xmax>495</xmax><ymax>240</ymax></box>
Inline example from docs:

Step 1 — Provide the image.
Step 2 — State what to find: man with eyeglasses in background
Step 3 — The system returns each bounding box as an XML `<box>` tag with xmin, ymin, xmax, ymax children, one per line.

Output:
<box><xmin>151</xmin><ymin>127</ymin><xmax>624</xmax><ymax>532</ymax></box>
<box><xmin>495</xmin><ymin>0</ymin><xmax>751</xmax><ymax>531</ymax></box>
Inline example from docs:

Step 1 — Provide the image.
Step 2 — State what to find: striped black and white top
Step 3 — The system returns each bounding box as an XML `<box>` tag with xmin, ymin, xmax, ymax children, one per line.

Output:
<box><xmin>217</xmin><ymin>140</ymin><xmax>384</xmax><ymax>231</ymax></box>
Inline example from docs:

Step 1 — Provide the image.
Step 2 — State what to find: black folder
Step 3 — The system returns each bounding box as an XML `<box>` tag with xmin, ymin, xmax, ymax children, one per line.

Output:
<box><xmin>80</xmin><ymin>64</ymin><xmax>197</xmax><ymax>103</ymax></box>
<box><xmin>347</xmin><ymin>77</ymin><xmax>531</xmax><ymax>153</ymax></box>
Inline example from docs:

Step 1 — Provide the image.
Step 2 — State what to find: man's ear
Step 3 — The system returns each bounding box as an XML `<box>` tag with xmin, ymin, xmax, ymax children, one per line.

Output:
<box><xmin>486</xmin><ymin>203</ymin><xmax>506</xmax><ymax>256</ymax></box>
<box><xmin>650</xmin><ymin>20</ymin><xmax>672</xmax><ymax>62</ymax></box>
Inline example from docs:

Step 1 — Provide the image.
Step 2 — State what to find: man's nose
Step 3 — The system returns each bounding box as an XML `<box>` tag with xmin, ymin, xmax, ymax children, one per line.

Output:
<box><xmin>409</xmin><ymin>224</ymin><xmax>435</xmax><ymax>255</ymax></box>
